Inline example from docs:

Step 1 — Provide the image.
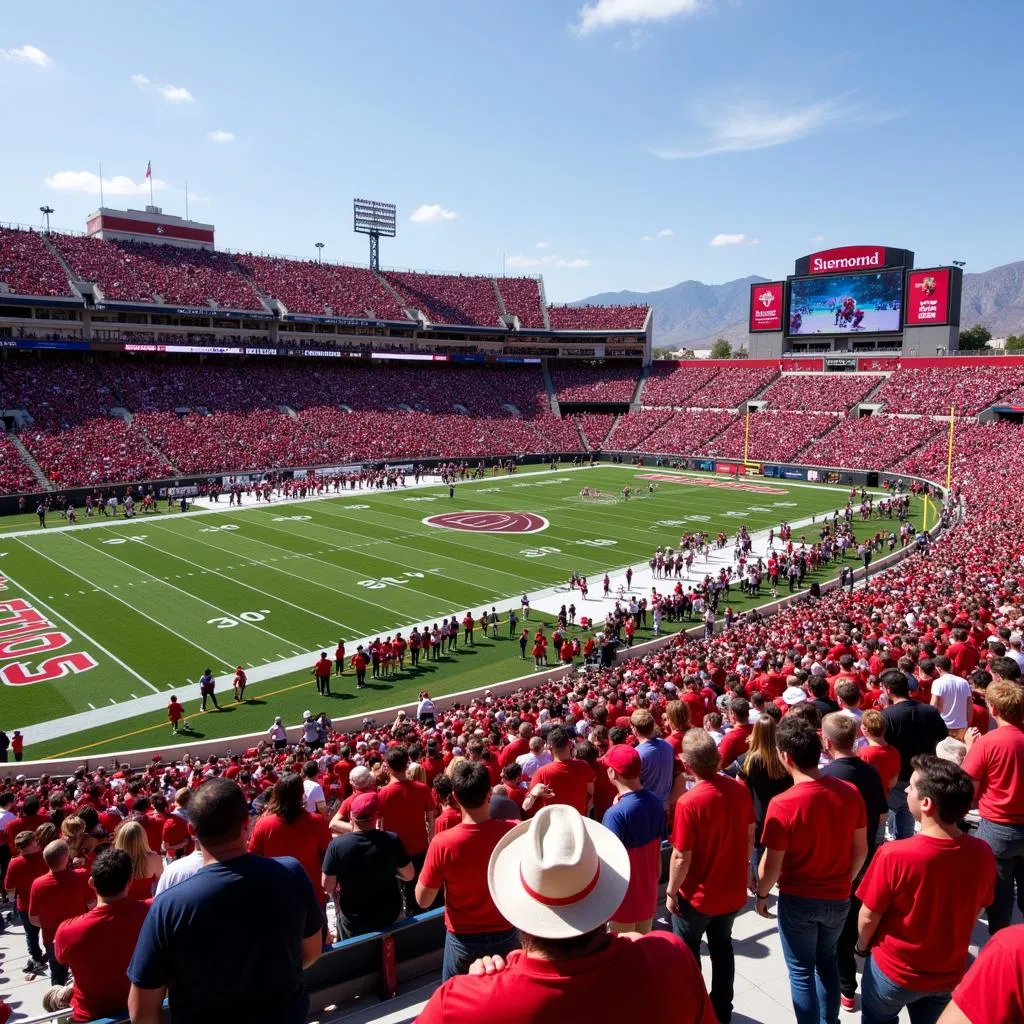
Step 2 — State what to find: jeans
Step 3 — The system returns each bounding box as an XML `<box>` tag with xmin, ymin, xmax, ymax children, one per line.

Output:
<box><xmin>887</xmin><ymin>783</ymin><xmax>915</xmax><ymax>840</ymax></box>
<box><xmin>861</xmin><ymin>955</ymin><xmax>950</xmax><ymax>1024</ymax></box>
<box><xmin>671</xmin><ymin>898</ymin><xmax>740</xmax><ymax>1023</ymax></box>
<box><xmin>976</xmin><ymin>818</ymin><xmax>1024</xmax><ymax>934</ymax></box>
<box><xmin>776</xmin><ymin>892</ymin><xmax>848</xmax><ymax>1024</ymax></box>
<box><xmin>44</xmin><ymin>941</ymin><xmax>69</xmax><ymax>986</ymax></box>
<box><xmin>441</xmin><ymin>928</ymin><xmax>519</xmax><ymax>981</ymax></box>
<box><xmin>20</xmin><ymin>909</ymin><xmax>44</xmax><ymax>961</ymax></box>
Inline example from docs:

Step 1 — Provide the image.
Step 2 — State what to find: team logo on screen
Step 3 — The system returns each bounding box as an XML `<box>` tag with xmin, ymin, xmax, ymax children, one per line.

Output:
<box><xmin>757</xmin><ymin>289</ymin><xmax>776</xmax><ymax>308</ymax></box>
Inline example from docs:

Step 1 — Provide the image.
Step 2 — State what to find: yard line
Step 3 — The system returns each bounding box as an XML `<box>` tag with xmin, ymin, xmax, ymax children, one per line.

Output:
<box><xmin>17</xmin><ymin>540</ymin><xmax>235</xmax><ymax>671</ymax></box>
<box><xmin>88</xmin><ymin>703</ymin><xmax>96</xmax><ymax>710</ymax></box>
<box><xmin>0</xmin><ymin>561</ymin><xmax>161</xmax><ymax>694</ymax></box>
<box><xmin>62</xmin><ymin>533</ymin><xmax>321</xmax><ymax>651</ymax></box>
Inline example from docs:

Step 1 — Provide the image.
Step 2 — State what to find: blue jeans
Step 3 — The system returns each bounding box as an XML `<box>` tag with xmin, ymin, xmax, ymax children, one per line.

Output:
<box><xmin>777</xmin><ymin>892</ymin><xmax>848</xmax><ymax>1024</ymax></box>
<box><xmin>671</xmin><ymin>897</ymin><xmax>739</xmax><ymax>1023</ymax></box>
<box><xmin>442</xmin><ymin>928</ymin><xmax>518</xmax><ymax>981</ymax></box>
<box><xmin>20</xmin><ymin>908</ymin><xmax>44</xmax><ymax>961</ymax></box>
<box><xmin>861</xmin><ymin>955</ymin><xmax>950</xmax><ymax>1024</ymax></box>
<box><xmin>976</xmin><ymin>818</ymin><xmax>1024</xmax><ymax>934</ymax></box>
<box><xmin>887</xmin><ymin>783</ymin><xmax>915</xmax><ymax>839</ymax></box>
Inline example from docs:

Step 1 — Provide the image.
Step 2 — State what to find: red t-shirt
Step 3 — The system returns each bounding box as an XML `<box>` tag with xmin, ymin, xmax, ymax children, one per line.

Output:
<box><xmin>54</xmin><ymin>899</ymin><xmax>151</xmax><ymax>1023</ymax></box>
<box><xmin>248</xmin><ymin>809</ymin><xmax>331</xmax><ymax>902</ymax></box>
<box><xmin>420</xmin><ymin>818</ymin><xmax>518</xmax><ymax>934</ymax></box>
<box><xmin>671</xmin><ymin>774</ymin><xmax>755</xmax><ymax>916</ymax></box>
<box><xmin>6</xmin><ymin>812</ymin><xmax>48</xmax><ymax>851</ymax></box>
<box><xmin>857</xmin><ymin>743</ymin><xmax>901</xmax><ymax>793</ymax></box>
<box><xmin>434</xmin><ymin>806</ymin><xmax>462</xmax><ymax>834</ymax></box>
<box><xmin>167</xmin><ymin>701</ymin><xmax>183</xmax><ymax>722</ymax></box>
<box><xmin>161</xmin><ymin>813</ymin><xmax>194</xmax><ymax>857</ymax></box>
<box><xmin>857</xmin><ymin>833</ymin><xmax>996</xmax><ymax>991</ymax></box>
<box><xmin>761</xmin><ymin>777</ymin><xmax>867</xmax><ymax>900</ymax></box>
<box><xmin>682</xmin><ymin>692</ymin><xmax>705</xmax><ymax>727</ymax></box>
<box><xmin>950</xmin><ymin>923</ymin><xmax>1024</xmax><ymax>1023</ymax></box>
<box><xmin>4</xmin><ymin>850</ymin><xmax>46</xmax><ymax>910</ymax></box>
<box><xmin>377</xmin><ymin>778</ymin><xmax>435</xmax><ymax>856</ymax></box>
<box><xmin>591</xmin><ymin>757</ymin><xmax>618</xmax><ymax>820</ymax></box>
<box><xmin>962</xmin><ymin>724</ymin><xmax>1024</xmax><ymax>824</ymax></box>
<box><xmin>141</xmin><ymin>813</ymin><xmax>167</xmax><ymax>855</ymax></box>
<box><xmin>28</xmin><ymin>868</ymin><xmax>93</xmax><ymax>943</ymax></box>
<box><xmin>717</xmin><ymin>725</ymin><xmax>752</xmax><ymax>769</ymax></box>
<box><xmin>530</xmin><ymin>759</ymin><xmax>596</xmax><ymax>816</ymax></box>
<box><xmin>416</xmin><ymin>931</ymin><xmax>715</xmax><ymax>1024</ymax></box>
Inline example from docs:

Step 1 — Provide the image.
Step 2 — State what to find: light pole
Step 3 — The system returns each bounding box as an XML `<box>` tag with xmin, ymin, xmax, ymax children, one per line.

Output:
<box><xmin>39</xmin><ymin>205</ymin><xmax>54</xmax><ymax>233</ymax></box>
<box><xmin>315</xmin><ymin>241</ymin><xmax>324</xmax><ymax>264</ymax></box>
<box><xmin>952</xmin><ymin>260</ymin><xmax>966</xmax><ymax>269</ymax></box>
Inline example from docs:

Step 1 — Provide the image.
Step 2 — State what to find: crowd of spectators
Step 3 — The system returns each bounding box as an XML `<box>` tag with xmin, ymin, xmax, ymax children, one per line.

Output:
<box><xmin>684</xmin><ymin>366</ymin><xmax>780</xmax><ymax>409</ymax></box>
<box><xmin>51</xmin><ymin>236</ymin><xmax>265</xmax><ymax>312</ymax></box>
<box><xmin>800</xmin><ymin>414</ymin><xmax>945</xmax><ymax>471</ymax></box>
<box><xmin>573</xmin><ymin>413</ymin><xmax>617</xmax><ymax>450</ymax></box>
<box><xmin>0</xmin><ymin>434</ymin><xmax>41</xmax><ymax>494</ymax></box>
<box><xmin>699</xmin><ymin>411</ymin><xmax>842</xmax><ymax>464</ymax></box>
<box><xmin>233</xmin><ymin>255</ymin><xmax>410</xmax><ymax>321</ymax></box>
<box><xmin>494</xmin><ymin>277</ymin><xmax>546</xmax><ymax>328</ymax></box>
<box><xmin>874</xmin><ymin>365</ymin><xmax>1024</xmax><ymax>416</ymax></box>
<box><xmin>759</xmin><ymin>374</ymin><xmax>886</xmax><ymax>413</ymax></box>
<box><xmin>633</xmin><ymin>409</ymin><xmax>735</xmax><ymax>455</ymax></box>
<box><xmin>639</xmin><ymin>363</ymin><xmax>720</xmax><ymax>407</ymax></box>
<box><xmin>551</xmin><ymin>364</ymin><xmax>639</xmax><ymax>404</ymax></box>
<box><xmin>547</xmin><ymin>305</ymin><xmax>649</xmax><ymax>331</ymax></box>
<box><xmin>603</xmin><ymin>408</ymin><xmax>675</xmax><ymax>450</ymax></box>
<box><xmin>383</xmin><ymin>273</ymin><xmax>503</xmax><ymax>327</ymax></box>
<box><xmin>0</xmin><ymin>228</ymin><xmax>75</xmax><ymax>298</ymax></box>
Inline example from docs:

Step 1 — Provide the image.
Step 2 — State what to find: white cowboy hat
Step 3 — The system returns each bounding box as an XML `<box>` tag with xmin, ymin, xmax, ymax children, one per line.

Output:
<box><xmin>487</xmin><ymin>804</ymin><xmax>630</xmax><ymax>939</ymax></box>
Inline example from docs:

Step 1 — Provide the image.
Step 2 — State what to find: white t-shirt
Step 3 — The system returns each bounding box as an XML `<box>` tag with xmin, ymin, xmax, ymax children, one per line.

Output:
<box><xmin>932</xmin><ymin>673</ymin><xmax>972</xmax><ymax>729</ymax></box>
<box><xmin>516</xmin><ymin>751</ymin><xmax>552</xmax><ymax>781</ymax></box>
<box><xmin>303</xmin><ymin>778</ymin><xmax>326</xmax><ymax>812</ymax></box>
<box><xmin>0</xmin><ymin>808</ymin><xmax>15</xmax><ymax>841</ymax></box>
<box><xmin>156</xmin><ymin>849</ymin><xmax>205</xmax><ymax>894</ymax></box>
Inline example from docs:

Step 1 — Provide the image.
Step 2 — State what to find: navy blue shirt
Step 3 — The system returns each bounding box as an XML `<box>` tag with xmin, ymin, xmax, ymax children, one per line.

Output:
<box><xmin>128</xmin><ymin>854</ymin><xmax>321</xmax><ymax>1024</ymax></box>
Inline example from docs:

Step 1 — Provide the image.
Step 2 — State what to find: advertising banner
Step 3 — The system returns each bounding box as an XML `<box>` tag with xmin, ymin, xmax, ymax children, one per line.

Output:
<box><xmin>858</xmin><ymin>357</ymin><xmax>899</xmax><ymax>372</ymax></box>
<box><xmin>784</xmin><ymin>358</ymin><xmax>824</xmax><ymax>372</ymax></box>
<box><xmin>749</xmin><ymin>282</ymin><xmax>785</xmax><ymax>332</ymax></box>
<box><xmin>905</xmin><ymin>269</ymin><xmax>951</xmax><ymax>326</ymax></box>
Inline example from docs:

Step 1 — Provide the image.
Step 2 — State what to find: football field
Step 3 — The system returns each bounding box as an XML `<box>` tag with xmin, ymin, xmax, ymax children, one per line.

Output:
<box><xmin>0</xmin><ymin>465</ymin><xmax>923</xmax><ymax>760</ymax></box>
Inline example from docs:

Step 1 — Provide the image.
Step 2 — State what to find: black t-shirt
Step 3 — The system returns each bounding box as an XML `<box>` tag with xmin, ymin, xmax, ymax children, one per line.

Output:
<box><xmin>812</xmin><ymin>697</ymin><xmax>840</xmax><ymax>718</ymax></box>
<box><xmin>322</xmin><ymin>829</ymin><xmax>410</xmax><ymax>935</ymax></box>
<box><xmin>883</xmin><ymin>700</ymin><xmax>949</xmax><ymax>780</ymax></box>
<box><xmin>822</xmin><ymin>756</ymin><xmax>888</xmax><ymax>860</ymax></box>
<box><xmin>740</xmin><ymin>757</ymin><xmax>793</xmax><ymax>842</ymax></box>
<box><xmin>128</xmin><ymin>854</ymin><xmax>321</xmax><ymax>1024</ymax></box>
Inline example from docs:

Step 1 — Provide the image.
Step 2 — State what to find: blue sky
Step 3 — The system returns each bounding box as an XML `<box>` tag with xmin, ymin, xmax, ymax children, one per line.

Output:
<box><xmin>1</xmin><ymin>0</ymin><xmax>1018</xmax><ymax>302</ymax></box>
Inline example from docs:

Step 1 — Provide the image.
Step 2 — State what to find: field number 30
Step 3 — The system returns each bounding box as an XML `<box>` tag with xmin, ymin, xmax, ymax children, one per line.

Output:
<box><xmin>207</xmin><ymin>609</ymin><xmax>271</xmax><ymax>629</ymax></box>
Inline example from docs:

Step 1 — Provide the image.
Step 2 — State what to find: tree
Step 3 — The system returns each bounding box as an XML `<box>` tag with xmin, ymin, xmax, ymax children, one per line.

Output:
<box><xmin>1004</xmin><ymin>335</ymin><xmax>1024</xmax><ymax>354</ymax></box>
<box><xmin>732</xmin><ymin>347</ymin><xmax>749</xmax><ymax>359</ymax></box>
<box><xmin>710</xmin><ymin>339</ymin><xmax>732</xmax><ymax>359</ymax></box>
<box><xmin>958</xmin><ymin>324</ymin><xmax>992</xmax><ymax>351</ymax></box>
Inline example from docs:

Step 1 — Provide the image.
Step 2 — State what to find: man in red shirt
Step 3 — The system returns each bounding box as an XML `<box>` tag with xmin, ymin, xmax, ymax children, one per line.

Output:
<box><xmin>669</xmin><ymin>728</ymin><xmax>755</xmax><ymax>1024</ymax></box>
<box><xmin>757</xmin><ymin>716</ymin><xmax>867</xmax><ymax>1024</ymax></box>
<box><xmin>334</xmin><ymin>640</ymin><xmax>345</xmax><ymax>677</ymax></box>
<box><xmin>938</xmin><ymin>923</ymin><xmax>1024</xmax><ymax>1024</ymax></box>
<box><xmin>716</xmin><ymin>698</ymin><xmax>753</xmax><ymax>771</ymax></box>
<box><xmin>28</xmin><ymin>839</ymin><xmax>94</xmax><ymax>986</ymax></box>
<box><xmin>161</xmin><ymin>789</ymin><xmax>194</xmax><ymax>860</ymax></box>
<box><xmin>4</xmin><ymin>830</ymin><xmax>48</xmax><ymax>970</ymax></box>
<box><xmin>962</xmin><ymin>676</ymin><xmax>1024</xmax><ymax>935</ymax></box>
<box><xmin>350</xmin><ymin>647</ymin><xmax>367</xmax><ymax>689</ymax></box>
<box><xmin>856</xmin><ymin>755</ymin><xmax>996</xmax><ymax>1022</ymax></box>
<box><xmin>5</xmin><ymin>794</ymin><xmax>48</xmax><ymax>850</ymax></box>
<box><xmin>313</xmin><ymin>652</ymin><xmax>332</xmax><ymax>696</ymax></box>
<box><xmin>522</xmin><ymin>727</ymin><xmax>595</xmax><ymax>817</ymax></box>
<box><xmin>500</xmin><ymin>722</ymin><xmax>533</xmax><ymax>767</ymax></box>
<box><xmin>416</xmin><ymin>803</ymin><xmax>715</xmax><ymax>1024</ymax></box>
<box><xmin>416</xmin><ymin>761</ymin><xmax>518</xmax><ymax>979</ymax></box>
<box><xmin>376</xmin><ymin>746</ymin><xmax>436</xmax><ymax>905</ymax></box>
<box><xmin>47</xmin><ymin>848</ymin><xmax>150</xmax><ymax>1022</ymax></box>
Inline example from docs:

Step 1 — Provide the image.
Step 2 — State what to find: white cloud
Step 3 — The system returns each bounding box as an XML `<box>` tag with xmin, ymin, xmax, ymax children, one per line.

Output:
<box><xmin>710</xmin><ymin>233</ymin><xmax>756</xmax><ymax>247</ymax></box>
<box><xmin>535</xmin><ymin>241</ymin><xmax>550</xmax><ymax>249</ymax></box>
<box><xmin>2</xmin><ymin>44</ymin><xmax>52</xmax><ymax>67</ymax></box>
<box><xmin>409</xmin><ymin>204</ymin><xmax>457</xmax><ymax>224</ymax></box>
<box><xmin>810</xmin><ymin>234</ymin><xmax>826</xmax><ymax>243</ymax></box>
<box><xmin>576</xmin><ymin>0</ymin><xmax>702</xmax><ymax>35</ymax></box>
<box><xmin>208</xmin><ymin>130</ymin><xmax>235</xmax><ymax>143</ymax></box>
<box><xmin>132</xmin><ymin>74</ymin><xmax>195</xmax><ymax>103</ymax></box>
<box><xmin>642</xmin><ymin>228</ymin><xmax>673</xmax><ymax>241</ymax></box>
<box><xmin>652</xmin><ymin>95</ymin><xmax>897</xmax><ymax>160</ymax></box>
<box><xmin>160</xmin><ymin>85</ymin><xmax>194</xmax><ymax>103</ymax></box>
<box><xmin>45</xmin><ymin>170</ymin><xmax>167</xmax><ymax>197</ymax></box>
<box><xmin>187</xmin><ymin>191</ymin><xmax>210</xmax><ymax>204</ymax></box>
<box><xmin>507</xmin><ymin>253</ymin><xmax>591</xmax><ymax>269</ymax></box>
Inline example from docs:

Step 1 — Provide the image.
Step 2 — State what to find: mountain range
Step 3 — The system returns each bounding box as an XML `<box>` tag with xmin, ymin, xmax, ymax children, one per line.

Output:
<box><xmin>575</xmin><ymin>260</ymin><xmax>1024</xmax><ymax>350</ymax></box>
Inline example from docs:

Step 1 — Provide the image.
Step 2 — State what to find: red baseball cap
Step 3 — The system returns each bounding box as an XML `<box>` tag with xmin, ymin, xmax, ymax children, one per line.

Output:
<box><xmin>604</xmin><ymin>744</ymin><xmax>641</xmax><ymax>779</ymax></box>
<box><xmin>351</xmin><ymin>792</ymin><xmax>380</xmax><ymax>821</ymax></box>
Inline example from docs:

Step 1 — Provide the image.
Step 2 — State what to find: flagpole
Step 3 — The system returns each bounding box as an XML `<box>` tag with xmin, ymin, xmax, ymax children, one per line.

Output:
<box><xmin>149</xmin><ymin>161</ymin><xmax>154</xmax><ymax>207</ymax></box>
<box><xmin>99</xmin><ymin>162</ymin><xmax>104</xmax><ymax>208</ymax></box>
<box><xmin>185</xmin><ymin>180</ymin><xmax>189</xmax><ymax>221</ymax></box>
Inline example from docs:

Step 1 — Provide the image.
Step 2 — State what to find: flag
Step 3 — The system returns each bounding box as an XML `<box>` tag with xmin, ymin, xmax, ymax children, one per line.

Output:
<box><xmin>145</xmin><ymin>161</ymin><xmax>151</xmax><ymax>179</ymax></box>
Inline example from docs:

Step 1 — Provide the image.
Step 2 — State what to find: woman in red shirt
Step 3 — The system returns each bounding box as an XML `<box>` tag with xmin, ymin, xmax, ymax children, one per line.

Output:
<box><xmin>664</xmin><ymin>700</ymin><xmax>691</xmax><ymax>757</ymax></box>
<box><xmin>113</xmin><ymin>821</ymin><xmax>162</xmax><ymax>899</ymax></box>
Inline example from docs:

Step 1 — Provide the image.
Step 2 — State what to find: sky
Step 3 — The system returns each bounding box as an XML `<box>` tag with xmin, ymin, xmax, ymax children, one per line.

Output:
<box><xmin>1</xmin><ymin>0</ymin><xmax>1019</xmax><ymax>303</ymax></box>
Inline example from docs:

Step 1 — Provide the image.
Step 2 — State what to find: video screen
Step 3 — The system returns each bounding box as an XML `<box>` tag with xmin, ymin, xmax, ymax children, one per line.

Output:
<box><xmin>787</xmin><ymin>270</ymin><xmax>903</xmax><ymax>335</ymax></box>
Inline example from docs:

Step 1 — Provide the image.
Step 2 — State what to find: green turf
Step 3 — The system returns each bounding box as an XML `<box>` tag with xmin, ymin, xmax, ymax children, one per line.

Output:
<box><xmin>0</xmin><ymin>465</ymin><xmax>926</xmax><ymax>759</ymax></box>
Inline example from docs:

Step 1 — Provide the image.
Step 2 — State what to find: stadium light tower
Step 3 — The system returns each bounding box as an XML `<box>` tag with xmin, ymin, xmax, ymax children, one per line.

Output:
<box><xmin>952</xmin><ymin>260</ymin><xmax>966</xmax><ymax>268</ymax></box>
<box><xmin>39</xmin><ymin>205</ymin><xmax>54</xmax><ymax>233</ymax></box>
<box><xmin>353</xmin><ymin>198</ymin><xmax>396</xmax><ymax>271</ymax></box>
<box><xmin>315</xmin><ymin>241</ymin><xmax>325</xmax><ymax>264</ymax></box>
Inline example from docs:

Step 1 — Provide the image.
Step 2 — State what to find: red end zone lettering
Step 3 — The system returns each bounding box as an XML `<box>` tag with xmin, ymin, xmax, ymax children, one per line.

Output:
<box><xmin>635</xmin><ymin>474</ymin><xmax>788</xmax><ymax>495</ymax></box>
<box><xmin>422</xmin><ymin>511</ymin><xmax>549</xmax><ymax>534</ymax></box>
<box><xmin>0</xmin><ymin>598</ymin><xmax>98</xmax><ymax>686</ymax></box>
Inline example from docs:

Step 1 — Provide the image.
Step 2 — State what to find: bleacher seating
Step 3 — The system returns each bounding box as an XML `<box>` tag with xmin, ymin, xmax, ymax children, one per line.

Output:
<box><xmin>759</xmin><ymin>374</ymin><xmax>886</xmax><ymax>412</ymax></box>
<box><xmin>383</xmin><ymin>272</ymin><xmax>502</xmax><ymax>326</ymax></box>
<box><xmin>638</xmin><ymin>363</ymin><xmax>720</xmax><ymax>407</ymax></box>
<box><xmin>574</xmin><ymin>413</ymin><xmax>617</xmax><ymax>450</ymax></box>
<box><xmin>685</xmin><ymin>366</ymin><xmax>779</xmax><ymax>409</ymax></box>
<box><xmin>495</xmin><ymin>277</ymin><xmax>545</xmax><ymax>328</ymax></box>
<box><xmin>51</xmin><ymin>235</ymin><xmax>265</xmax><ymax>310</ymax></box>
<box><xmin>233</xmin><ymin>255</ymin><xmax>410</xmax><ymax>321</ymax></box>
<box><xmin>550</xmin><ymin>365</ymin><xmax>639</xmax><ymax>403</ymax></box>
<box><xmin>799</xmin><ymin>413</ymin><xmax>944</xmax><ymax>470</ymax></box>
<box><xmin>873</xmin><ymin>364</ymin><xmax>1024</xmax><ymax>416</ymax></box>
<box><xmin>639</xmin><ymin>410</ymin><xmax>735</xmax><ymax>454</ymax></box>
<box><xmin>699</xmin><ymin>411</ymin><xmax>842</xmax><ymax>463</ymax></box>
<box><xmin>0</xmin><ymin>434</ymin><xmax>40</xmax><ymax>494</ymax></box>
<box><xmin>0</xmin><ymin>227</ymin><xmax>75</xmax><ymax>298</ymax></box>
<box><xmin>547</xmin><ymin>305</ymin><xmax>648</xmax><ymax>330</ymax></box>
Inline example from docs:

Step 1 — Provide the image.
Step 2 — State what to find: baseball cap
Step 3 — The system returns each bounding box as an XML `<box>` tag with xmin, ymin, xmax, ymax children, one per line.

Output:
<box><xmin>604</xmin><ymin>744</ymin><xmax>641</xmax><ymax>779</ymax></box>
<box><xmin>783</xmin><ymin>686</ymin><xmax>807</xmax><ymax>707</ymax></box>
<box><xmin>351</xmin><ymin>792</ymin><xmax>380</xmax><ymax>821</ymax></box>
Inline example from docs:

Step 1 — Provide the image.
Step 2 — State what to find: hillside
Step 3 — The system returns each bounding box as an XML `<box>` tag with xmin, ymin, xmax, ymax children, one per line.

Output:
<box><xmin>574</xmin><ymin>261</ymin><xmax>1024</xmax><ymax>348</ymax></box>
